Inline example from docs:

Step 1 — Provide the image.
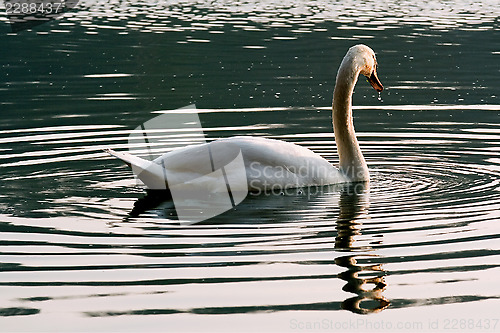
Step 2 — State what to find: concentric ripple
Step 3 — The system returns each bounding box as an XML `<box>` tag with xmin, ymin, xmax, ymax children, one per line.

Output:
<box><xmin>2</xmin><ymin>0</ymin><xmax>500</xmax><ymax>328</ymax></box>
<box><xmin>1</xmin><ymin>106</ymin><xmax>499</xmax><ymax>327</ymax></box>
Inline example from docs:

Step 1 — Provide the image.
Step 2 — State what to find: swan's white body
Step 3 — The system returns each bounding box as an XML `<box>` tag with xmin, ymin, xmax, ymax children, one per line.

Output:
<box><xmin>107</xmin><ymin>136</ymin><xmax>348</xmax><ymax>192</ymax></box>
<box><xmin>107</xmin><ymin>44</ymin><xmax>383</xmax><ymax>192</ymax></box>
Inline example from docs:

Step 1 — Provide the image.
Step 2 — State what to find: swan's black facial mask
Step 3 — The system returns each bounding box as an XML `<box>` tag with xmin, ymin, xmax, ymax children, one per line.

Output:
<box><xmin>367</xmin><ymin>68</ymin><xmax>383</xmax><ymax>92</ymax></box>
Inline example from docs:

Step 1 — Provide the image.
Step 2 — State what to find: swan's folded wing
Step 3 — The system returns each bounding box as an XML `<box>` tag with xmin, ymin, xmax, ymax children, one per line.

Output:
<box><xmin>218</xmin><ymin>136</ymin><xmax>348</xmax><ymax>188</ymax></box>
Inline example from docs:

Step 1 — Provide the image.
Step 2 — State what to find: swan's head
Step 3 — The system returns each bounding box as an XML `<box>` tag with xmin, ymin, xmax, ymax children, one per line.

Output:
<box><xmin>347</xmin><ymin>44</ymin><xmax>384</xmax><ymax>92</ymax></box>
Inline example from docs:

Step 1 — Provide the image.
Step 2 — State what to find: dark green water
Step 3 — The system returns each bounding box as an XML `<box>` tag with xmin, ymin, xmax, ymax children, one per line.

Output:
<box><xmin>1</xmin><ymin>1</ymin><xmax>500</xmax><ymax>331</ymax></box>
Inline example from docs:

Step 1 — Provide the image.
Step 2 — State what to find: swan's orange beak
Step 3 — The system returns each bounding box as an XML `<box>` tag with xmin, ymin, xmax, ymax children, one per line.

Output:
<box><xmin>367</xmin><ymin>69</ymin><xmax>383</xmax><ymax>92</ymax></box>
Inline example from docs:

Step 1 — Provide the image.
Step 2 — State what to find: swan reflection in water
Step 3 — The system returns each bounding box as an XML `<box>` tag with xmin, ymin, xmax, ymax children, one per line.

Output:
<box><xmin>125</xmin><ymin>182</ymin><xmax>389</xmax><ymax>314</ymax></box>
<box><xmin>335</xmin><ymin>182</ymin><xmax>390</xmax><ymax>314</ymax></box>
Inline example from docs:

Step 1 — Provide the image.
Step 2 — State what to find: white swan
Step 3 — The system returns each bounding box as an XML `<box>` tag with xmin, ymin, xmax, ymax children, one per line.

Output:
<box><xmin>106</xmin><ymin>44</ymin><xmax>383</xmax><ymax>192</ymax></box>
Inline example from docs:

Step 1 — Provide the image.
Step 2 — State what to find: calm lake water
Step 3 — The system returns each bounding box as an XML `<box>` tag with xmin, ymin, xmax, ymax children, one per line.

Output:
<box><xmin>1</xmin><ymin>0</ymin><xmax>500</xmax><ymax>331</ymax></box>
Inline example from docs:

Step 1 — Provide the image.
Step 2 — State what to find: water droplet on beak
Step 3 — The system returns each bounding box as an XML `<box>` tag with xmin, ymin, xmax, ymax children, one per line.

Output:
<box><xmin>377</xmin><ymin>91</ymin><xmax>383</xmax><ymax>103</ymax></box>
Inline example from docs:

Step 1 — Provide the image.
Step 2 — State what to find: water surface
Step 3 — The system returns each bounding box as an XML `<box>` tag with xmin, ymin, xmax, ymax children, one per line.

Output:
<box><xmin>1</xmin><ymin>1</ymin><xmax>500</xmax><ymax>331</ymax></box>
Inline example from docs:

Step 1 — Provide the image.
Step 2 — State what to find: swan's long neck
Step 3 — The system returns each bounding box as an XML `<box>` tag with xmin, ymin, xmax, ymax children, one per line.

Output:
<box><xmin>333</xmin><ymin>57</ymin><xmax>369</xmax><ymax>182</ymax></box>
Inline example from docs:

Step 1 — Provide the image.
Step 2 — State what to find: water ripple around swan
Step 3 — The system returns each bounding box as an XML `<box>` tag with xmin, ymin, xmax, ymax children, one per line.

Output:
<box><xmin>1</xmin><ymin>106</ymin><xmax>499</xmax><ymax>326</ymax></box>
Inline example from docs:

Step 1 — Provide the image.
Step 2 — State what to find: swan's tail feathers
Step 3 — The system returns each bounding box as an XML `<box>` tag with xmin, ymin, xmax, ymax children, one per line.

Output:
<box><xmin>104</xmin><ymin>149</ymin><xmax>169</xmax><ymax>190</ymax></box>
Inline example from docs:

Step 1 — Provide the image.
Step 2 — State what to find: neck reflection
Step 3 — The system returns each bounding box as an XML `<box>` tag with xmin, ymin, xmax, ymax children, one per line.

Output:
<box><xmin>334</xmin><ymin>182</ymin><xmax>390</xmax><ymax>314</ymax></box>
